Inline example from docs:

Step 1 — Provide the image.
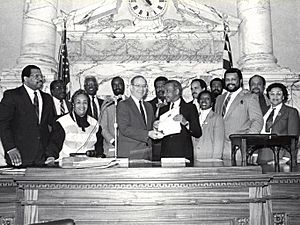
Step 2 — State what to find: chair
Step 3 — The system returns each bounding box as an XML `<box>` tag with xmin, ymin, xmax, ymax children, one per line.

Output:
<box><xmin>29</xmin><ymin>219</ymin><xmax>75</xmax><ymax>225</ymax></box>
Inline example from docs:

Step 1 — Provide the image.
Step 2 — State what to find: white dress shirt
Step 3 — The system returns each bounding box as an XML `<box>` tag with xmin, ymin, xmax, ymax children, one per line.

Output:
<box><xmin>131</xmin><ymin>95</ymin><xmax>147</xmax><ymax>124</ymax></box>
<box><xmin>261</xmin><ymin>103</ymin><xmax>283</xmax><ymax>134</ymax></box>
<box><xmin>24</xmin><ymin>84</ymin><xmax>42</xmax><ymax>123</ymax></box>
<box><xmin>223</xmin><ymin>88</ymin><xmax>242</xmax><ymax>117</ymax></box>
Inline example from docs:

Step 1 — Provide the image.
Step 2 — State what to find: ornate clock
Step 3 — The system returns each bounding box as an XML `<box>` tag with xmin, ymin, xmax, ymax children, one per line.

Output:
<box><xmin>128</xmin><ymin>0</ymin><xmax>168</xmax><ymax>20</ymax></box>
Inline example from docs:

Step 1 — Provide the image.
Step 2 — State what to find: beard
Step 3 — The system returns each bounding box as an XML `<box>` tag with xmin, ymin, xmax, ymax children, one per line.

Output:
<box><xmin>226</xmin><ymin>83</ymin><xmax>239</xmax><ymax>92</ymax></box>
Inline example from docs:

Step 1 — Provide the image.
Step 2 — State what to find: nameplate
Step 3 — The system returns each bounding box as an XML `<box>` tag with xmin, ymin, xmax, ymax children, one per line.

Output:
<box><xmin>161</xmin><ymin>158</ymin><xmax>187</xmax><ymax>167</ymax></box>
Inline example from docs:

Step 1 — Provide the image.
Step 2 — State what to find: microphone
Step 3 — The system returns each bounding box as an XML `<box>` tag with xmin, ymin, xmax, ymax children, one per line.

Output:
<box><xmin>69</xmin><ymin>150</ymin><xmax>101</xmax><ymax>157</ymax></box>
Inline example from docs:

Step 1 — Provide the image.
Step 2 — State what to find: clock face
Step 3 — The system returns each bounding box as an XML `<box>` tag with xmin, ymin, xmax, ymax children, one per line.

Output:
<box><xmin>128</xmin><ymin>0</ymin><xmax>168</xmax><ymax>20</ymax></box>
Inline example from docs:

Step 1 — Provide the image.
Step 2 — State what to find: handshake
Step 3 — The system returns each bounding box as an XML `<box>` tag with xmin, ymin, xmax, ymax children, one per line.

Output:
<box><xmin>148</xmin><ymin>120</ymin><xmax>164</xmax><ymax>139</ymax></box>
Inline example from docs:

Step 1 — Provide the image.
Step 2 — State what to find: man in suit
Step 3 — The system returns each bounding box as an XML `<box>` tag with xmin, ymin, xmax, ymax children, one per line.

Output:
<box><xmin>50</xmin><ymin>80</ymin><xmax>71</xmax><ymax>119</ymax></box>
<box><xmin>189</xmin><ymin>78</ymin><xmax>207</xmax><ymax>113</ymax></box>
<box><xmin>193</xmin><ymin>90</ymin><xmax>224</xmax><ymax>160</ymax></box>
<box><xmin>100</xmin><ymin>76</ymin><xmax>126</xmax><ymax>157</ymax></box>
<box><xmin>159</xmin><ymin>80</ymin><xmax>202</xmax><ymax>164</ymax></box>
<box><xmin>117</xmin><ymin>75</ymin><xmax>161</xmax><ymax>160</ymax></box>
<box><xmin>148</xmin><ymin>76</ymin><xmax>168</xmax><ymax>161</ymax></box>
<box><xmin>0</xmin><ymin>65</ymin><xmax>55</xmax><ymax>167</ymax></box>
<box><xmin>84</xmin><ymin>75</ymin><xmax>105</xmax><ymax>156</ymax></box>
<box><xmin>84</xmin><ymin>76</ymin><xmax>104</xmax><ymax>120</ymax></box>
<box><xmin>214</xmin><ymin>68</ymin><xmax>263</xmax><ymax>160</ymax></box>
<box><xmin>249</xmin><ymin>74</ymin><xmax>270</xmax><ymax>115</ymax></box>
<box><xmin>148</xmin><ymin>76</ymin><xmax>168</xmax><ymax>118</ymax></box>
<box><xmin>209</xmin><ymin>78</ymin><xmax>224</xmax><ymax>110</ymax></box>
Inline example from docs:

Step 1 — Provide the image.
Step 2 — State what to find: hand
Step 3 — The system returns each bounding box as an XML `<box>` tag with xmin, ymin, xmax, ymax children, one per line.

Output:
<box><xmin>153</xmin><ymin>120</ymin><xmax>160</xmax><ymax>130</ymax></box>
<box><xmin>7</xmin><ymin>148</ymin><xmax>22</xmax><ymax>166</ymax></box>
<box><xmin>148</xmin><ymin>130</ymin><xmax>164</xmax><ymax>139</ymax></box>
<box><xmin>173</xmin><ymin>114</ymin><xmax>188</xmax><ymax>126</ymax></box>
<box><xmin>45</xmin><ymin>157</ymin><xmax>56</xmax><ymax>166</ymax></box>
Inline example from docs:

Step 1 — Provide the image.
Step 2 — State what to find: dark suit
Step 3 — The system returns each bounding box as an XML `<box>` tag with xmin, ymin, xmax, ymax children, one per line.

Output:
<box><xmin>117</xmin><ymin>97</ymin><xmax>155</xmax><ymax>159</ymax></box>
<box><xmin>147</xmin><ymin>97</ymin><xmax>168</xmax><ymax>161</ymax></box>
<box><xmin>87</xmin><ymin>96</ymin><xmax>103</xmax><ymax>119</ymax></box>
<box><xmin>159</xmin><ymin>98</ymin><xmax>202</xmax><ymax>163</ymax></box>
<box><xmin>258</xmin><ymin>104</ymin><xmax>300</xmax><ymax>163</ymax></box>
<box><xmin>86</xmin><ymin>95</ymin><xmax>104</xmax><ymax>155</ymax></box>
<box><xmin>0</xmin><ymin>86</ymin><xmax>54</xmax><ymax>166</ymax></box>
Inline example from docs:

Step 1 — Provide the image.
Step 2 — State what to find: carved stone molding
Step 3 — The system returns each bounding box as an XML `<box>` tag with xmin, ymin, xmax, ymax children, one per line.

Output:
<box><xmin>273</xmin><ymin>213</ymin><xmax>287</xmax><ymax>225</ymax></box>
<box><xmin>18</xmin><ymin>179</ymin><xmax>269</xmax><ymax>190</ymax></box>
<box><xmin>0</xmin><ymin>216</ymin><xmax>14</xmax><ymax>225</ymax></box>
<box><xmin>236</xmin><ymin>217</ymin><xmax>249</xmax><ymax>225</ymax></box>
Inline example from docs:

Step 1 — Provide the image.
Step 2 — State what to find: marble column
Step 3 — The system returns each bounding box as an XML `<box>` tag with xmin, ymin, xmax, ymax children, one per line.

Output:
<box><xmin>237</xmin><ymin>0</ymin><xmax>278</xmax><ymax>70</ymax></box>
<box><xmin>18</xmin><ymin>0</ymin><xmax>58</xmax><ymax>68</ymax></box>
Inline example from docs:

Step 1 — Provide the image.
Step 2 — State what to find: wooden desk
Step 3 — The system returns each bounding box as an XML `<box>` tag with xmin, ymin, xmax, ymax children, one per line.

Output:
<box><xmin>229</xmin><ymin>134</ymin><xmax>298</xmax><ymax>172</ymax></box>
<box><xmin>1</xmin><ymin>166</ymin><xmax>300</xmax><ymax>225</ymax></box>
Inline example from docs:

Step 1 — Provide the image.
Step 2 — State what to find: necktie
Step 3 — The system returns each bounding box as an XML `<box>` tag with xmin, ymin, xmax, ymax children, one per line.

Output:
<box><xmin>265</xmin><ymin>108</ymin><xmax>275</xmax><ymax>132</ymax></box>
<box><xmin>60</xmin><ymin>100</ymin><xmax>65</xmax><ymax>115</ymax></box>
<box><xmin>221</xmin><ymin>93</ymin><xmax>232</xmax><ymax>117</ymax></box>
<box><xmin>139</xmin><ymin>100</ymin><xmax>146</xmax><ymax>125</ymax></box>
<box><xmin>170</xmin><ymin>102</ymin><xmax>174</xmax><ymax>110</ymax></box>
<box><xmin>92</xmin><ymin>96</ymin><xmax>98</xmax><ymax>120</ymax></box>
<box><xmin>258</xmin><ymin>94</ymin><xmax>269</xmax><ymax>115</ymax></box>
<box><xmin>33</xmin><ymin>91</ymin><xmax>39</xmax><ymax>120</ymax></box>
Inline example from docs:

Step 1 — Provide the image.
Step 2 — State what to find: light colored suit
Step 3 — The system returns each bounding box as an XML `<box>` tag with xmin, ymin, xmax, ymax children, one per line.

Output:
<box><xmin>193</xmin><ymin>110</ymin><xmax>225</xmax><ymax>160</ymax></box>
<box><xmin>100</xmin><ymin>103</ymin><xmax>116</xmax><ymax>157</ymax></box>
<box><xmin>215</xmin><ymin>91</ymin><xmax>263</xmax><ymax>159</ymax></box>
<box><xmin>117</xmin><ymin>97</ymin><xmax>155</xmax><ymax>159</ymax></box>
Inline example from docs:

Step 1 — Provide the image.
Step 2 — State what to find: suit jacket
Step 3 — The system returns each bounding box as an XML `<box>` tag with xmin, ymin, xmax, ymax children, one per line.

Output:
<box><xmin>193</xmin><ymin>110</ymin><xmax>225</xmax><ymax>160</ymax></box>
<box><xmin>258</xmin><ymin>104</ymin><xmax>300</xmax><ymax>162</ymax></box>
<box><xmin>0</xmin><ymin>86</ymin><xmax>55</xmax><ymax>166</ymax></box>
<box><xmin>117</xmin><ymin>97</ymin><xmax>155</xmax><ymax>159</ymax></box>
<box><xmin>160</xmin><ymin>98</ymin><xmax>202</xmax><ymax>162</ymax></box>
<box><xmin>215</xmin><ymin>91</ymin><xmax>263</xmax><ymax>159</ymax></box>
<box><xmin>100</xmin><ymin>101</ymin><xmax>118</xmax><ymax>156</ymax></box>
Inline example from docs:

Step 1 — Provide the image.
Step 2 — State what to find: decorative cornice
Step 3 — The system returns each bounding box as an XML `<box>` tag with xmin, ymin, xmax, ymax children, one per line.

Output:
<box><xmin>17</xmin><ymin>179</ymin><xmax>269</xmax><ymax>190</ymax></box>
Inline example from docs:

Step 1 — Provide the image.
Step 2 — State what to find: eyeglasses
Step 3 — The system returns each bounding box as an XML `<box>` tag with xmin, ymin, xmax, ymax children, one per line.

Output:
<box><xmin>132</xmin><ymin>84</ymin><xmax>148</xmax><ymax>89</ymax></box>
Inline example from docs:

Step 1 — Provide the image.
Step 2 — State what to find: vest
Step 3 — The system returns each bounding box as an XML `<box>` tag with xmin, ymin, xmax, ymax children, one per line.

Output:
<box><xmin>57</xmin><ymin>114</ymin><xmax>99</xmax><ymax>159</ymax></box>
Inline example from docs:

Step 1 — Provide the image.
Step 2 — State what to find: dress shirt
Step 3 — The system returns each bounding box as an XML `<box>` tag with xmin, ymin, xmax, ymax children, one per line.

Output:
<box><xmin>131</xmin><ymin>95</ymin><xmax>147</xmax><ymax>123</ymax></box>
<box><xmin>261</xmin><ymin>103</ymin><xmax>283</xmax><ymax>134</ymax></box>
<box><xmin>170</xmin><ymin>98</ymin><xmax>181</xmax><ymax>110</ymax></box>
<box><xmin>199</xmin><ymin>108</ymin><xmax>212</xmax><ymax>127</ymax></box>
<box><xmin>52</xmin><ymin>97</ymin><xmax>69</xmax><ymax>115</ymax></box>
<box><xmin>24</xmin><ymin>84</ymin><xmax>42</xmax><ymax>123</ymax></box>
<box><xmin>192</xmin><ymin>98</ymin><xmax>200</xmax><ymax>113</ymax></box>
<box><xmin>222</xmin><ymin>88</ymin><xmax>242</xmax><ymax>117</ymax></box>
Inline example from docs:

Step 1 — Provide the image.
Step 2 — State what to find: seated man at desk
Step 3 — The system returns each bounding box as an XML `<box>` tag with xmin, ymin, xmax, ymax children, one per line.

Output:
<box><xmin>258</xmin><ymin>83</ymin><xmax>300</xmax><ymax>165</ymax></box>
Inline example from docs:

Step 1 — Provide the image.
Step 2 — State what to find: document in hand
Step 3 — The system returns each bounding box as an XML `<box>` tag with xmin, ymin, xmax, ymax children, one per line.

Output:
<box><xmin>158</xmin><ymin>107</ymin><xmax>181</xmax><ymax>136</ymax></box>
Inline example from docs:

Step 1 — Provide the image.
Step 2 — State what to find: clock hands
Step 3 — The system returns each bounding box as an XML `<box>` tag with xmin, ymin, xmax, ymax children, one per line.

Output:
<box><xmin>144</xmin><ymin>0</ymin><xmax>152</xmax><ymax>6</ymax></box>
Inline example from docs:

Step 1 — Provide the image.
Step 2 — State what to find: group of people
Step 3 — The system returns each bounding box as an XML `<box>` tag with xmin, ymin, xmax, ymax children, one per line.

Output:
<box><xmin>0</xmin><ymin>64</ymin><xmax>299</xmax><ymax>167</ymax></box>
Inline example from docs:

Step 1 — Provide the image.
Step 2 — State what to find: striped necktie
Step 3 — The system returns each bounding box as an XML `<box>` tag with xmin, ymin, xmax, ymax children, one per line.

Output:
<box><xmin>265</xmin><ymin>108</ymin><xmax>275</xmax><ymax>132</ymax></box>
<box><xmin>221</xmin><ymin>93</ymin><xmax>232</xmax><ymax>117</ymax></box>
<box><xmin>60</xmin><ymin>100</ymin><xmax>65</xmax><ymax>115</ymax></box>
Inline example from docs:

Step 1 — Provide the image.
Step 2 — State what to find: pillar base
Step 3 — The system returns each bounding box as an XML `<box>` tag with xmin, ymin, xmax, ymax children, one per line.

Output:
<box><xmin>238</xmin><ymin>53</ymin><xmax>279</xmax><ymax>71</ymax></box>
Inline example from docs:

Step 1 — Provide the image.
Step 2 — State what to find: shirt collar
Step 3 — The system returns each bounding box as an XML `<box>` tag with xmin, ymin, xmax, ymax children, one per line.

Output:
<box><xmin>172</xmin><ymin>98</ymin><xmax>181</xmax><ymax>108</ymax></box>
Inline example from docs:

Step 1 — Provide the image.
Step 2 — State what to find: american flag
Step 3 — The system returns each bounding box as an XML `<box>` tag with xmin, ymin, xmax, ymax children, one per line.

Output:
<box><xmin>223</xmin><ymin>31</ymin><xmax>233</xmax><ymax>70</ymax></box>
<box><xmin>58</xmin><ymin>21</ymin><xmax>70</xmax><ymax>100</ymax></box>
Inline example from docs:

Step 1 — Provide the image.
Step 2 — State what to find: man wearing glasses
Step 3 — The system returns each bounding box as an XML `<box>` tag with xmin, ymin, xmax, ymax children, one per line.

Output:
<box><xmin>0</xmin><ymin>65</ymin><xmax>55</xmax><ymax>167</ymax></box>
<box><xmin>117</xmin><ymin>75</ymin><xmax>162</xmax><ymax>160</ymax></box>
